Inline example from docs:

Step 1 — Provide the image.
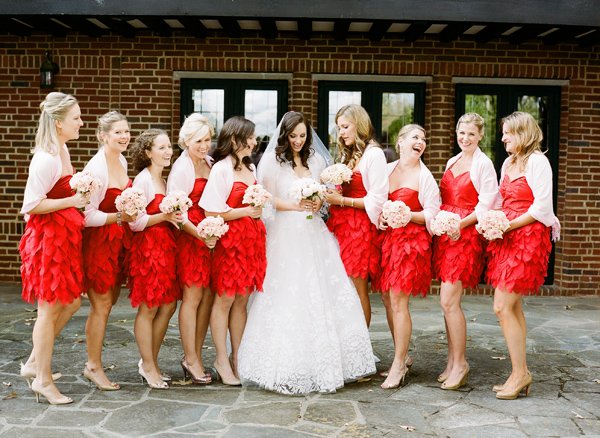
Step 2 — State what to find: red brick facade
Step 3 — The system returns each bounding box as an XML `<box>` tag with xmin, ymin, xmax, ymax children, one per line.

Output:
<box><xmin>1</xmin><ymin>33</ymin><xmax>598</xmax><ymax>295</ymax></box>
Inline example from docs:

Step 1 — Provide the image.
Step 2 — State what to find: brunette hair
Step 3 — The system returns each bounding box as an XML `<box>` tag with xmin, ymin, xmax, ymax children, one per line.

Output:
<box><xmin>502</xmin><ymin>111</ymin><xmax>544</xmax><ymax>171</ymax></box>
<box><xmin>35</xmin><ymin>92</ymin><xmax>79</xmax><ymax>155</ymax></box>
<box><xmin>211</xmin><ymin>116</ymin><xmax>255</xmax><ymax>171</ymax></box>
<box><xmin>130</xmin><ymin>128</ymin><xmax>168</xmax><ymax>173</ymax></box>
<box><xmin>97</xmin><ymin>111</ymin><xmax>128</xmax><ymax>146</ymax></box>
<box><xmin>335</xmin><ymin>104</ymin><xmax>379</xmax><ymax>169</ymax></box>
<box><xmin>275</xmin><ymin>111</ymin><xmax>313</xmax><ymax>168</ymax></box>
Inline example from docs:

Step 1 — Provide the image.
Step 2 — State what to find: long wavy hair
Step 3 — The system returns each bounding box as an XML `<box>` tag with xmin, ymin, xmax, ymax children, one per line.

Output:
<box><xmin>130</xmin><ymin>128</ymin><xmax>168</xmax><ymax>173</ymax></box>
<box><xmin>211</xmin><ymin>116</ymin><xmax>255</xmax><ymax>171</ymax></box>
<box><xmin>502</xmin><ymin>111</ymin><xmax>544</xmax><ymax>172</ymax></box>
<box><xmin>34</xmin><ymin>92</ymin><xmax>79</xmax><ymax>155</ymax></box>
<box><xmin>275</xmin><ymin>111</ymin><xmax>313</xmax><ymax>169</ymax></box>
<box><xmin>335</xmin><ymin>104</ymin><xmax>379</xmax><ymax>169</ymax></box>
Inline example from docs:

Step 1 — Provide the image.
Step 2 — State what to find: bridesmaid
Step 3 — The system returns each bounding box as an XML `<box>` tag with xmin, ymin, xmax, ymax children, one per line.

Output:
<box><xmin>324</xmin><ymin>104</ymin><xmax>388</xmax><ymax>327</ymax></box>
<box><xmin>82</xmin><ymin>111</ymin><xmax>135</xmax><ymax>391</ymax></box>
<box><xmin>167</xmin><ymin>114</ymin><xmax>215</xmax><ymax>384</ymax></box>
<box><xmin>128</xmin><ymin>129</ymin><xmax>180</xmax><ymax>389</ymax></box>
<box><xmin>378</xmin><ymin>124</ymin><xmax>440</xmax><ymax>389</ymax></box>
<box><xmin>433</xmin><ymin>113</ymin><xmax>498</xmax><ymax>390</ymax></box>
<box><xmin>199</xmin><ymin>116</ymin><xmax>267</xmax><ymax>386</ymax></box>
<box><xmin>486</xmin><ymin>111</ymin><xmax>559</xmax><ymax>400</ymax></box>
<box><xmin>19</xmin><ymin>92</ymin><xmax>87</xmax><ymax>404</ymax></box>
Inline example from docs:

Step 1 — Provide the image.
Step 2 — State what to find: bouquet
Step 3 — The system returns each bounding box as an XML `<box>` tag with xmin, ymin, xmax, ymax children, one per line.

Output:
<box><xmin>197</xmin><ymin>216</ymin><xmax>229</xmax><ymax>239</ymax></box>
<box><xmin>289</xmin><ymin>177</ymin><xmax>326</xmax><ymax>219</ymax></box>
<box><xmin>381</xmin><ymin>200</ymin><xmax>411</xmax><ymax>228</ymax></box>
<box><xmin>159</xmin><ymin>190</ymin><xmax>193</xmax><ymax>230</ymax></box>
<box><xmin>320</xmin><ymin>163</ymin><xmax>353</xmax><ymax>187</ymax></box>
<box><xmin>115</xmin><ymin>187</ymin><xmax>147</xmax><ymax>217</ymax></box>
<box><xmin>242</xmin><ymin>184</ymin><xmax>272</xmax><ymax>207</ymax></box>
<box><xmin>70</xmin><ymin>170</ymin><xmax>102</xmax><ymax>210</ymax></box>
<box><xmin>430</xmin><ymin>210</ymin><xmax>461</xmax><ymax>236</ymax></box>
<box><xmin>476</xmin><ymin>210</ymin><xmax>510</xmax><ymax>240</ymax></box>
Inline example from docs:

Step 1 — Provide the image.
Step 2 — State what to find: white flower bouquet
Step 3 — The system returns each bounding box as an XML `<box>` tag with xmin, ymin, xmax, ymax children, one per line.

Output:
<box><xmin>115</xmin><ymin>187</ymin><xmax>147</xmax><ymax>217</ymax></box>
<box><xmin>320</xmin><ymin>163</ymin><xmax>353</xmax><ymax>187</ymax></box>
<box><xmin>381</xmin><ymin>200</ymin><xmax>411</xmax><ymax>228</ymax></box>
<box><xmin>160</xmin><ymin>190</ymin><xmax>193</xmax><ymax>229</ymax></box>
<box><xmin>431</xmin><ymin>210</ymin><xmax>462</xmax><ymax>236</ymax></box>
<box><xmin>476</xmin><ymin>210</ymin><xmax>510</xmax><ymax>240</ymax></box>
<box><xmin>289</xmin><ymin>177</ymin><xmax>326</xmax><ymax>219</ymax></box>
<box><xmin>242</xmin><ymin>184</ymin><xmax>272</xmax><ymax>207</ymax></box>
<box><xmin>197</xmin><ymin>216</ymin><xmax>229</xmax><ymax>239</ymax></box>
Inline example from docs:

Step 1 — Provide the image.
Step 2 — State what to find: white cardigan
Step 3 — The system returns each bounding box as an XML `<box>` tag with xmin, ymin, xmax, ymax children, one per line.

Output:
<box><xmin>497</xmin><ymin>152</ymin><xmax>560</xmax><ymax>241</ymax></box>
<box><xmin>199</xmin><ymin>155</ymin><xmax>257</xmax><ymax>214</ymax></box>
<box><xmin>83</xmin><ymin>147</ymin><xmax>128</xmax><ymax>227</ymax></box>
<box><xmin>387</xmin><ymin>159</ymin><xmax>441</xmax><ymax>235</ymax></box>
<box><xmin>445</xmin><ymin>147</ymin><xmax>498</xmax><ymax>222</ymax></box>
<box><xmin>21</xmin><ymin>146</ymin><xmax>66</xmax><ymax>216</ymax></box>
<box><xmin>128</xmin><ymin>168</ymin><xmax>155</xmax><ymax>232</ymax></box>
<box><xmin>356</xmin><ymin>145</ymin><xmax>389</xmax><ymax>226</ymax></box>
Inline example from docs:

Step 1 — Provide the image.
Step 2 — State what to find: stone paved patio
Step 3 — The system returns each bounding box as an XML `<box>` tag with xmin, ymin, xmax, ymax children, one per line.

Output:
<box><xmin>0</xmin><ymin>283</ymin><xmax>598</xmax><ymax>437</ymax></box>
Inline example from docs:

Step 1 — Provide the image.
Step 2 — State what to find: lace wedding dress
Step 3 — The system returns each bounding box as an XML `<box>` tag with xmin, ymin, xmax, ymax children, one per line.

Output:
<box><xmin>237</xmin><ymin>151</ymin><xmax>376</xmax><ymax>395</ymax></box>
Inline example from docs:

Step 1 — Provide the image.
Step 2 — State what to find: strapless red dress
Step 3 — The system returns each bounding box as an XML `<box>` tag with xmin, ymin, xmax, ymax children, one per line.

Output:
<box><xmin>379</xmin><ymin>188</ymin><xmax>432</xmax><ymax>296</ymax></box>
<box><xmin>486</xmin><ymin>176</ymin><xmax>552</xmax><ymax>295</ymax></box>
<box><xmin>433</xmin><ymin>170</ymin><xmax>486</xmax><ymax>289</ymax></box>
<box><xmin>19</xmin><ymin>175</ymin><xmax>84</xmax><ymax>305</ymax></box>
<box><xmin>82</xmin><ymin>181</ymin><xmax>133</xmax><ymax>294</ymax></box>
<box><xmin>176</xmin><ymin>178</ymin><xmax>211</xmax><ymax>289</ymax></box>
<box><xmin>211</xmin><ymin>181</ymin><xmax>266</xmax><ymax>296</ymax></box>
<box><xmin>327</xmin><ymin>171</ymin><xmax>380</xmax><ymax>282</ymax></box>
<box><xmin>128</xmin><ymin>194</ymin><xmax>180</xmax><ymax>307</ymax></box>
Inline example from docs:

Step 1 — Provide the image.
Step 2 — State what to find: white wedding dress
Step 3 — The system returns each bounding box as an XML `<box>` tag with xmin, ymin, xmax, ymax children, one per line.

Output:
<box><xmin>237</xmin><ymin>151</ymin><xmax>376</xmax><ymax>395</ymax></box>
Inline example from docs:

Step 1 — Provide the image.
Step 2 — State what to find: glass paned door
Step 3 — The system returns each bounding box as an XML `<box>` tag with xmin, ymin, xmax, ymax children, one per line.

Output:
<box><xmin>192</xmin><ymin>89</ymin><xmax>225</xmax><ymax>133</ymax></box>
<box><xmin>381</xmin><ymin>92</ymin><xmax>416</xmax><ymax>161</ymax></box>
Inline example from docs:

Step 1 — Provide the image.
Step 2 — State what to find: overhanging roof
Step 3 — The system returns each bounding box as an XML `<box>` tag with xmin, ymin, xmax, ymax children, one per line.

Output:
<box><xmin>1</xmin><ymin>0</ymin><xmax>598</xmax><ymax>45</ymax></box>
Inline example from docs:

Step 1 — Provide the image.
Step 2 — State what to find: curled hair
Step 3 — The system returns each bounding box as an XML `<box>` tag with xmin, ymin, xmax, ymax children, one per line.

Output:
<box><xmin>395</xmin><ymin>124</ymin><xmax>426</xmax><ymax>155</ymax></box>
<box><xmin>178</xmin><ymin>113</ymin><xmax>215</xmax><ymax>150</ymax></box>
<box><xmin>212</xmin><ymin>116</ymin><xmax>255</xmax><ymax>171</ymax></box>
<box><xmin>97</xmin><ymin>111</ymin><xmax>128</xmax><ymax>146</ymax></box>
<box><xmin>275</xmin><ymin>111</ymin><xmax>313</xmax><ymax>169</ymax></box>
<box><xmin>502</xmin><ymin>111</ymin><xmax>543</xmax><ymax>171</ymax></box>
<box><xmin>130</xmin><ymin>128</ymin><xmax>168</xmax><ymax>173</ymax></box>
<box><xmin>456</xmin><ymin>112</ymin><xmax>485</xmax><ymax>138</ymax></box>
<box><xmin>335</xmin><ymin>104</ymin><xmax>379</xmax><ymax>169</ymax></box>
<box><xmin>35</xmin><ymin>92</ymin><xmax>79</xmax><ymax>155</ymax></box>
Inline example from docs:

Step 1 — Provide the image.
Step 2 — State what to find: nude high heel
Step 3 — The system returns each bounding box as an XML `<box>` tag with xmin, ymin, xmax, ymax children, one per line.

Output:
<box><xmin>381</xmin><ymin>364</ymin><xmax>409</xmax><ymax>389</ymax></box>
<box><xmin>440</xmin><ymin>365</ymin><xmax>469</xmax><ymax>390</ymax></box>
<box><xmin>212</xmin><ymin>362</ymin><xmax>241</xmax><ymax>386</ymax></box>
<box><xmin>30</xmin><ymin>380</ymin><xmax>73</xmax><ymax>405</ymax></box>
<box><xmin>20</xmin><ymin>362</ymin><xmax>62</xmax><ymax>388</ymax></box>
<box><xmin>496</xmin><ymin>372</ymin><xmax>532</xmax><ymax>400</ymax></box>
<box><xmin>138</xmin><ymin>361</ymin><xmax>168</xmax><ymax>390</ymax></box>
<box><xmin>83</xmin><ymin>365</ymin><xmax>120</xmax><ymax>391</ymax></box>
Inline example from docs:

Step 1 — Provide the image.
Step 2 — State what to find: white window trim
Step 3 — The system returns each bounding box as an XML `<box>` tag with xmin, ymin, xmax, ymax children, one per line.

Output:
<box><xmin>312</xmin><ymin>74</ymin><xmax>431</xmax><ymax>83</ymax></box>
<box><xmin>174</xmin><ymin>72</ymin><xmax>293</xmax><ymax>80</ymax></box>
<box><xmin>452</xmin><ymin>77</ymin><xmax>568</xmax><ymax>86</ymax></box>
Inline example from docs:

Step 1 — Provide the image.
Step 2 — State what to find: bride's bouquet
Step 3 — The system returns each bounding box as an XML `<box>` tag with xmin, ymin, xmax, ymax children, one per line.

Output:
<box><xmin>197</xmin><ymin>216</ymin><xmax>229</xmax><ymax>240</ymax></box>
<box><xmin>430</xmin><ymin>210</ymin><xmax>461</xmax><ymax>236</ymax></box>
<box><xmin>381</xmin><ymin>200</ymin><xmax>411</xmax><ymax>228</ymax></box>
<box><xmin>70</xmin><ymin>170</ymin><xmax>102</xmax><ymax>210</ymax></box>
<box><xmin>115</xmin><ymin>187</ymin><xmax>147</xmax><ymax>217</ymax></box>
<box><xmin>320</xmin><ymin>163</ymin><xmax>353</xmax><ymax>187</ymax></box>
<box><xmin>289</xmin><ymin>178</ymin><xmax>326</xmax><ymax>219</ymax></box>
<box><xmin>160</xmin><ymin>190</ymin><xmax>193</xmax><ymax>229</ymax></box>
<box><xmin>242</xmin><ymin>184</ymin><xmax>272</xmax><ymax>207</ymax></box>
<box><xmin>476</xmin><ymin>210</ymin><xmax>510</xmax><ymax>240</ymax></box>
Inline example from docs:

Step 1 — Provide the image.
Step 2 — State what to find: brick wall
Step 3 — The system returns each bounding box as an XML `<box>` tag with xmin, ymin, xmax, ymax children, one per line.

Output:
<box><xmin>0</xmin><ymin>32</ymin><xmax>598</xmax><ymax>295</ymax></box>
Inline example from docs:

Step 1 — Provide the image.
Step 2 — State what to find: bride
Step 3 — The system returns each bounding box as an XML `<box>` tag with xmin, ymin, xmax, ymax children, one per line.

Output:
<box><xmin>237</xmin><ymin>111</ymin><xmax>376</xmax><ymax>395</ymax></box>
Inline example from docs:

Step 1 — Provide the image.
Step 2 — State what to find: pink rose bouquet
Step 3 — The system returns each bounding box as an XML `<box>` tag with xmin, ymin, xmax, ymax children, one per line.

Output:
<box><xmin>320</xmin><ymin>163</ymin><xmax>353</xmax><ymax>187</ymax></box>
<box><xmin>289</xmin><ymin>177</ymin><xmax>326</xmax><ymax>219</ymax></box>
<box><xmin>381</xmin><ymin>200</ymin><xmax>411</xmax><ymax>228</ymax></box>
<box><xmin>431</xmin><ymin>210</ymin><xmax>461</xmax><ymax>236</ymax></box>
<box><xmin>476</xmin><ymin>210</ymin><xmax>510</xmax><ymax>240</ymax></box>
<box><xmin>70</xmin><ymin>170</ymin><xmax>102</xmax><ymax>196</ymax></box>
<box><xmin>242</xmin><ymin>184</ymin><xmax>272</xmax><ymax>207</ymax></box>
<box><xmin>160</xmin><ymin>190</ymin><xmax>193</xmax><ymax>229</ymax></box>
<box><xmin>197</xmin><ymin>216</ymin><xmax>229</xmax><ymax>239</ymax></box>
<box><xmin>115</xmin><ymin>187</ymin><xmax>147</xmax><ymax>217</ymax></box>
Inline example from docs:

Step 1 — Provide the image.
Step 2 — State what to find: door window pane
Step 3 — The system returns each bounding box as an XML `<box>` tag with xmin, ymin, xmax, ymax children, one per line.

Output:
<box><xmin>244</xmin><ymin>89</ymin><xmax>279</xmax><ymax>141</ymax></box>
<box><xmin>464</xmin><ymin>94</ymin><xmax>497</xmax><ymax>163</ymax></box>
<box><xmin>381</xmin><ymin>92</ymin><xmax>416</xmax><ymax>161</ymax></box>
<box><xmin>327</xmin><ymin>91</ymin><xmax>362</xmax><ymax>151</ymax></box>
<box><xmin>518</xmin><ymin>95</ymin><xmax>549</xmax><ymax>152</ymax></box>
<box><xmin>192</xmin><ymin>89</ymin><xmax>225</xmax><ymax>133</ymax></box>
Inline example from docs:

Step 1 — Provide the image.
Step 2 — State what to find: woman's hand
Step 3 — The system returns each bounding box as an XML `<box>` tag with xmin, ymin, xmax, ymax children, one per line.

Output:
<box><xmin>162</xmin><ymin>211</ymin><xmax>180</xmax><ymax>227</ymax></box>
<box><xmin>70</xmin><ymin>192</ymin><xmax>89</xmax><ymax>209</ymax></box>
<box><xmin>121</xmin><ymin>211</ymin><xmax>137</xmax><ymax>223</ymax></box>
<box><xmin>448</xmin><ymin>225</ymin><xmax>461</xmax><ymax>241</ymax></box>
<box><xmin>203</xmin><ymin>235</ymin><xmax>217</xmax><ymax>249</ymax></box>
<box><xmin>324</xmin><ymin>188</ymin><xmax>343</xmax><ymax>206</ymax></box>
<box><xmin>378</xmin><ymin>214</ymin><xmax>388</xmax><ymax>231</ymax></box>
<box><xmin>246</xmin><ymin>205</ymin><xmax>263</xmax><ymax>219</ymax></box>
<box><xmin>298</xmin><ymin>199</ymin><xmax>317</xmax><ymax>212</ymax></box>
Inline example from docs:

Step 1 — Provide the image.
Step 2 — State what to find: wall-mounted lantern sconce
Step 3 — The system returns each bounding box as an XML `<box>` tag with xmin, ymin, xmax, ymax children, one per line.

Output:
<box><xmin>40</xmin><ymin>51</ymin><xmax>59</xmax><ymax>89</ymax></box>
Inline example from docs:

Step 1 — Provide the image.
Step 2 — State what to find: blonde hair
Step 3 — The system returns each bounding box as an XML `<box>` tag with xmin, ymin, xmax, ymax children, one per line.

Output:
<box><xmin>502</xmin><ymin>111</ymin><xmax>543</xmax><ymax>171</ymax></box>
<box><xmin>335</xmin><ymin>104</ymin><xmax>378</xmax><ymax>169</ymax></box>
<box><xmin>395</xmin><ymin>124</ymin><xmax>426</xmax><ymax>154</ymax></box>
<box><xmin>456</xmin><ymin>112</ymin><xmax>485</xmax><ymax>138</ymax></box>
<box><xmin>34</xmin><ymin>92</ymin><xmax>79</xmax><ymax>155</ymax></box>
<box><xmin>178</xmin><ymin>113</ymin><xmax>214</xmax><ymax>150</ymax></box>
<box><xmin>97</xmin><ymin>111</ymin><xmax>128</xmax><ymax>146</ymax></box>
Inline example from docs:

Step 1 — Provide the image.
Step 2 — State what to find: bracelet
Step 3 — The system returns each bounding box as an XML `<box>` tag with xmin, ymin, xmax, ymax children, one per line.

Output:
<box><xmin>340</xmin><ymin>197</ymin><xmax>345</xmax><ymax>207</ymax></box>
<box><xmin>116</xmin><ymin>211</ymin><xmax>122</xmax><ymax>227</ymax></box>
<box><xmin>350</xmin><ymin>198</ymin><xmax>355</xmax><ymax>208</ymax></box>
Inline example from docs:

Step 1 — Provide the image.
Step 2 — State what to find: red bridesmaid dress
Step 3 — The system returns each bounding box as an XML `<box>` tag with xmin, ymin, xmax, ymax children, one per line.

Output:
<box><xmin>176</xmin><ymin>178</ymin><xmax>211</xmax><ymax>289</ymax></box>
<box><xmin>433</xmin><ymin>170</ymin><xmax>486</xmax><ymax>289</ymax></box>
<box><xmin>128</xmin><ymin>194</ymin><xmax>180</xmax><ymax>307</ymax></box>
<box><xmin>19</xmin><ymin>175</ymin><xmax>84</xmax><ymax>305</ymax></box>
<box><xmin>82</xmin><ymin>181</ymin><xmax>133</xmax><ymax>294</ymax></box>
<box><xmin>379</xmin><ymin>188</ymin><xmax>432</xmax><ymax>296</ymax></box>
<box><xmin>211</xmin><ymin>181</ymin><xmax>266</xmax><ymax>297</ymax></box>
<box><xmin>327</xmin><ymin>171</ymin><xmax>380</xmax><ymax>281</ymax></box>
<box><xmin>486</xmin><ymin>176</ymin><xmax>552</xmax><ymax>295</ymax></box>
